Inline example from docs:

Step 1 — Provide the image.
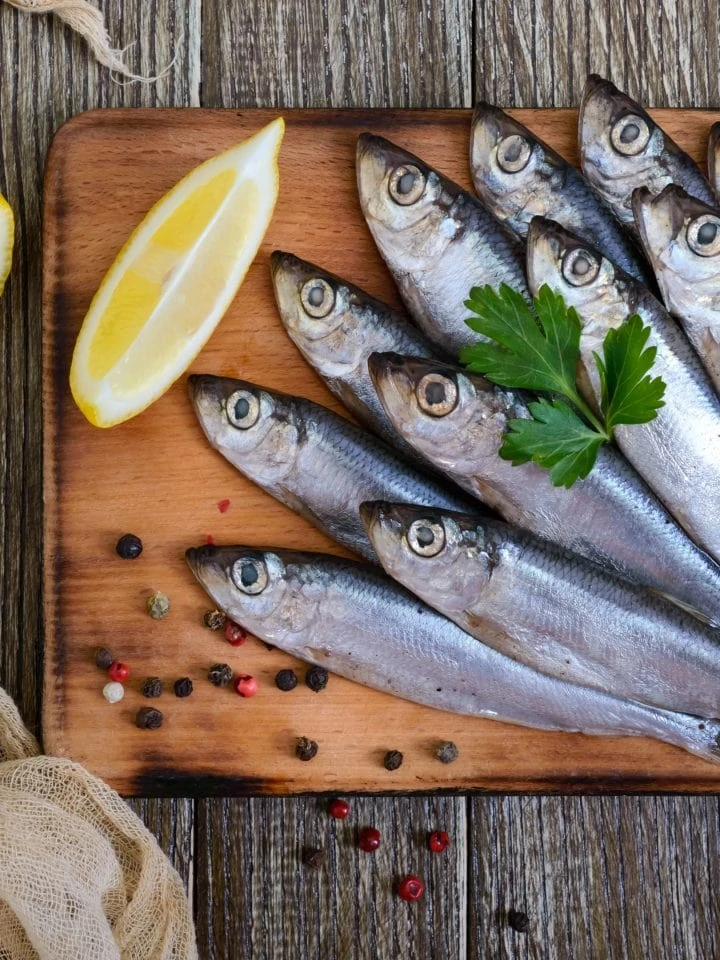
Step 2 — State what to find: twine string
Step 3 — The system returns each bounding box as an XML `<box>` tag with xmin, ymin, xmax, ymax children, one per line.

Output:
<box><xmin>3</xmin><ymin>0</ymin><xmax>174</xmax><ymax>82</ymax></box>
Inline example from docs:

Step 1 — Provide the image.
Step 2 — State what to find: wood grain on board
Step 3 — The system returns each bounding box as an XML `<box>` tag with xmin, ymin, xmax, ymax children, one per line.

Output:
<box><xmin>43</xmin><ymin>106</ymin><xmax>720</xmax><ymax>797</ymax></box>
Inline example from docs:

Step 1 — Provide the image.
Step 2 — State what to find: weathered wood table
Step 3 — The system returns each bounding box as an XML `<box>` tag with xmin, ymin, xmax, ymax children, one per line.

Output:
<box><xmin>1</xmin><ymin>2</ymin><xmax>718</xmax><ymax>957</ymax></box>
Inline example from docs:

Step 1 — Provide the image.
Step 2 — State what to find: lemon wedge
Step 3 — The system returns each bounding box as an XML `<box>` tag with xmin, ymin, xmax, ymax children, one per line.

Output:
<box><xmin>0</xmin><ymin>194</ymin><xmax>14</xmax><ymax>296</ymax></box>
<box><xmin>70</xmin><ymin>117</ymin><xmax>284</xmax><ymax>427</ymax></box>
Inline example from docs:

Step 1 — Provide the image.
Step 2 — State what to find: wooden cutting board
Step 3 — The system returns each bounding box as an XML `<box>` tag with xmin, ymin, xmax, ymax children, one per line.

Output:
<box><xmin>42</xmin><ymin>107</ymin><xmax>720</xmax><ymax>796</ymax></box>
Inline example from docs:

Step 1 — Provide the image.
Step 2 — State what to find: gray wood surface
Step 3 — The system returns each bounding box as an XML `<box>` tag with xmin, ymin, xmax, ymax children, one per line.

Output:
<box><xmin>1</xmin><ymin>0</ymin><xmax>719</xmax><ymax>957</ymax></box>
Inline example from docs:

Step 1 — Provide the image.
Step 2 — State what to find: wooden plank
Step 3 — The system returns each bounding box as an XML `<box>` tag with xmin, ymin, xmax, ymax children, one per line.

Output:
<box><xmin>468</xmin><ymin>795</ymin><xmax>720</xmax><ymax>960</ymax></box>
<box><xmin>201</xmin><ymin>0</ymin><xmax>472</xmax><ymax>108</ymax></box>
<box><xmin>474</xmin><ymin>0</ymin><xmax>720</xmax><ymax>107</ymax></box>
<box><xmin>42</xmin><ymin>105</ymin><xmax>720</xmax><ymax>796</ymax></box>
<box><xmin>195</xmin><ymin>795</ymin><xmax>467</xmax><ymax>959</ymax></box>
<box><xmin>0</xmin><ymin>0</ymin><xmax>199</xmax><ymax>889</ymax></box>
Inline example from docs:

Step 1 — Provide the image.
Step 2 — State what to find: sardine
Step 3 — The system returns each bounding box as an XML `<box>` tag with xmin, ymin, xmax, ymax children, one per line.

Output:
<box><xmin>361</xmin><ymin>502</ymin><xmax>720</xmax><ymax>720</ymax></box>
<box><xmin>186</xmin><ymin>542</ymin><xmax>720</xmax><ymax>764</ymax></box>
<box><xmin>367</xmin><ymin>351</ymin><xmax>720</xmax><ymax>626</ymax></box>
<box><xmin>356</xmin><ymin>133</ymin><xmax>528</xmax><ymax>355</ymax></box>
<box><xmin>579</xmin><ymin>75</ymin><xmax>715</xmax><ymax>235</ymax></box>
<box><xmin>188</xmin><ymin>374</ymin><xmax>474</xmax><ymax>561</ymax></box>
<box><xmin>633</xmin><ymin>184</ymin><xmax>720</xmax><ymax>393</ymax></box>
<box><xmin>270</xmin><ymin>251</ymin><xmax>445</xmax><ymax>465</ymax></box>
<box><xmin>469</xmin><ymin>102</ymin><xmax>653</xmax><ymax>286</ymax></box>
<box><xmin>527</xmin><ymin>216</ymin><xmax>720</xmax><ymax>563</ymax></box>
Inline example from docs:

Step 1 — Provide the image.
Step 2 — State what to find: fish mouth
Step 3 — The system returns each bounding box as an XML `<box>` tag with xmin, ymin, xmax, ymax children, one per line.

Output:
<box><xmin>471</xmin><ymin>102</ymin><xmax>505</xmax><ymax>154</ymax></box>
<box><xmin>269</xmin><ymin>249</ymin><xmax>305</xmax><ymax>282</ymax></box>
<box><xmin>632</xmin><ymin>185</ymin><xmax>686</xmax><ymax>257</ymax></box>
<box><xmin>526</xmin><ymin>216</ymin><xmax>568</xmax><ymax>293</ymax></box>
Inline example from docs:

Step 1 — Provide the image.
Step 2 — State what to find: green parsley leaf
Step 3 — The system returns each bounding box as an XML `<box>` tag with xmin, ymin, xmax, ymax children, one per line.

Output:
<box><xmin>461</xmin><ymin>284</ymin><xmax>667</xmax><ymax>488</ymax></box>
<box><xmin>461</xmin><ymin>283</ymin><xmax>582</xmax><ymax>398</ymax></box>
<box><xmin>593</xmin><ymin>313</ymin><xmax>666</xmax><ymax>429</ymax></box>
<box><xmin>501</xmin><ymin>399</ymin><xmax>605</xmax><ymax>488</ymax></box>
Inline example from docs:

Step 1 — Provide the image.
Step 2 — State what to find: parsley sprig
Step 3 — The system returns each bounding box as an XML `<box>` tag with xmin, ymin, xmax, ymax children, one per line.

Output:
<box><xmin>459</xmin><ymin>284</ymin><xmax>666</xmax><ymax>488</ymax></box>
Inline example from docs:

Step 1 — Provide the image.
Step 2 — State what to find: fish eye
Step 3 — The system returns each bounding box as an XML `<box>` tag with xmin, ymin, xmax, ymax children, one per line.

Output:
<box><xmin>687</xmin><ymin>214</ymin><xmax>720</xmax><ymax>257</ymax></box>
<box><xmin>415</xmin><ymin>373</ymin><xmax>459</xmax><ymax>416</ymax></box>
<box><xmin>300</xmin><ymin>277</ymin><xmax>336</xmax><ymax>318</ymax></box>
<box><xmin>610</xmin><ymin>114</ymin><xmax>651</xmax><ymax>156</ymax></box>
<box><xmin>231</xmin><ymin>556</ymin><xmax>269</xmax><ymax>595</ymax></box>
<box><xmin>226</xmin><ymin>389</ymin><xmax>261</xmax><ymax>429</ymax></box>
<box><xmin>407</xmin><ymin>519</ymin><xmax>446</xmax><ymax>557</ymax></box>
<box><xmin>496</xmin><ymin>134</ymin><xmax>532</xmax><ymax>173</ymax></box>
<box><xmin>562</xmin><ymin>247</ymin><xmax>600</xmax><ymax>286</ymax></box>
<box><xmin>388</xmin><ymin>164</ymin><xmax>426</xmax><ymax>205</ymax></box>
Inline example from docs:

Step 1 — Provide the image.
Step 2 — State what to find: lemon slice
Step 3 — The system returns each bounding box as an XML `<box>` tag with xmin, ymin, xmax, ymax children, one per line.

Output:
<box><xmin>0</xmin><ymin>194</ymin><xmax>14</xmax><ymax>296</ymax></box>
<box><xmin>70</xmin><ymin>117</ymin><xmax>284</xmax><ymax>427</ymax></box>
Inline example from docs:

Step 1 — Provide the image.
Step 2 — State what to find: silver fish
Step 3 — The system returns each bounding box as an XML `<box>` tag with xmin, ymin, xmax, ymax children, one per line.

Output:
<box><xmin>187</xmin><ymin>542</ymin><xmax>720</xmax><ymax>763</ymax></box>
<box><xmin>270</xmin><ymin>251</ymin><xmax>445</xmax><ymax>466</ymax></box>
<box><xmin>469</xmin><ymin>102</ymin><xmax>653</xmax><ymax>286</ymax></box>
<box><xmin>633</xmin><ymin>184</ymin><xmax>720</xmax><ymax>394</ymax></box>
<box><xmin>367</xmin><ymin>351</ymin><xmax>720</xmax><ymax>626</ymax></box>
<box><xmin>362</xmin><ymin>502</ymin><xmax>720</xmax><ymax>720</ymax></box>
<box><xmin>579</xmin><ymin>75</ymin><xmax>715</xmax><ymax>235</ymax></box>
<box><xmin>188</xmin><ymin>374</ymin><xmax>473</xmax><ymax>561</ymax></box>
<box><xmin>356</xmin><ymin>133</ymin><xmax>528</xmax><ymax>355</ymax></box>
<box><xmin>527</xmin><ymin>216</ymin><xmax>720</xmax><ymax>564</ymax></box>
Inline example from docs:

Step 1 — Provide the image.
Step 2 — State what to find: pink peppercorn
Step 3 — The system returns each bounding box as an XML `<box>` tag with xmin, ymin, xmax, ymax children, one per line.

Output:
<box><xmin>218</xmin><ymin>498</ymin><xmax>231</xmax><ymax>514</ymax></box>
<box><xmin>224</xmin><ymin>620</ymin><xmax>247</xmax><ymax>646</ymax></box>
<box><xmin>233</xmin><ymin>674</ymin><xmax>258</xmax><ymax>698</ymax></box>
<box><xmin>358</xmin><ymin>827</ymin><xmax>381</xmax><ymax>852</ymax></box>
<box><xmin>428</xmin><ymin>830</ymin><xmax>451</xmax><ymax>853</ymax></box>
<box><xmin>328</xmin><ymin>798</ymin><xmax>350</xmax><ymax>819</ymax></box>
<box><xmin>398</xmin><ymin>875</ymin><xmax>425</xmax><ymax>901</ymax></box>
<box><xmin>108</xmin><ymin>661</ymin><xmax>129</xmax><ymax>683</ymax></box>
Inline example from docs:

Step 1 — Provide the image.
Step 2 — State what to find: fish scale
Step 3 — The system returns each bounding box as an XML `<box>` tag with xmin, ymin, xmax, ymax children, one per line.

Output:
<box><xmin>362</xmin><ymin>502</ymin><xmax>720</xmax><ymax>721</ymax></box>
<box><xmin>186</xmin><ymin>543</ymin><xmax>720</xmax><ymax>765</ymax></box>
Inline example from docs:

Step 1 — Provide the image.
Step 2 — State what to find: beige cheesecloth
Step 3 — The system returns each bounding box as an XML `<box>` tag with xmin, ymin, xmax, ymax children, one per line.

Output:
<box><xmin>0</xmin><ymin>687</ymin><xmax>197</xmax><ymax>960</ymax></box>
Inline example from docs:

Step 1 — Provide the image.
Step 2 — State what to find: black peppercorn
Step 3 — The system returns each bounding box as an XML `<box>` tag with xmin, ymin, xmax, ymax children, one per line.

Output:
<box><xmin>174</xmin><ymin>677</ymin><xmax>193</xmax><ymax>698</ymax></box>
<box><xmin>94</xmin><ymin>647</ymin><xmax>114</xmax><ymax>670</ymax></box>
<box><xmin>203</xmin><ymin>610</ymin><xmax>226</xmax><ymax>631</ymax></box>
<box><xmin>115</xmin><ymin>533</ymin><xmax>143</xmax><ymax>560</ymax></box>
<box><xmin>275</xmin><ymin>669</ymin><xmax>298</xmax><ymax>691</ymax></box>
<box><xmin>295</xmin><ymin>736</ymin><xmax>318</xmax><ymax>761</ymax></box>
<box><xmin>305</xmin><ymin>665</ymin><xmax>328</xmax><ymax>693</ymax></box>
<box><xmin>301</xmin><ymin>846</ymin><xmax>326</xmax><ymax>869</ymax></box>
<box><xmin>141</xmin><ymin>677</ymin><xmax>163</xmax><ymax>698</ymax></box>
<box><xmin>508</xmin><ymin>909</ymin><xmax>530</xmax><ymax>933</ymax></box>
<box><xmin>435</xmin><ymin>740</ymin><xmax>459</xmax><ymax>764</ymax></box>
<box><xmin>383</xmin><ymin>750</ymin><xmax>403</xmax><ymax>771</ymax></box>
<box><xmin>208</xmin><ymin>663</ymin><xmax>233</xmax><ymax>687</ymax></box>
<box><xmin>135</xmin><ymin>707</ymin><xmax>163</xmax><ymax>729</ymax></box>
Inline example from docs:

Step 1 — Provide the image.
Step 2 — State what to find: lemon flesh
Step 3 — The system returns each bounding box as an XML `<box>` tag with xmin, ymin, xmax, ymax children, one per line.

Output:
<box><xmin>70</xmin><ymin>117</ymin><xmax>284</xmax><ymax>427</ymax></box>
<box><xmin>0</xmin><ymin>194</ymin><xmax>14</xmax><ymax>296</ymax></box>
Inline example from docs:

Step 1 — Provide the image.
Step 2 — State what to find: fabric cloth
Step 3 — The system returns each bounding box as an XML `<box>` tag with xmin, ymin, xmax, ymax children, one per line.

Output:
<box><xmin>0</xmin><ymin>687</ymin><xmax>198</xmax><ymax>960</ymax></box>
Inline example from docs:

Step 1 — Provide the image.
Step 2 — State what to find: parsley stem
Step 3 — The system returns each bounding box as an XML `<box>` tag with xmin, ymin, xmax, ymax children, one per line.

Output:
<box><xmin>566</xmin><ymin>389</ymin><xmax>610</xmax><ymax>440</ymax></box>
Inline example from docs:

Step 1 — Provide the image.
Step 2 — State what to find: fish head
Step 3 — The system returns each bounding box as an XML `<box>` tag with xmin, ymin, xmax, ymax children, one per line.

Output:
<box><xmin>526</xmin><ymin>216</ymin><xmax>629</xmax><ymax>351</ymax></box>
<box><xmin>470</xmin><ymin>103</ymin><xmax>551</xmax><ymax>223</ymax></box>
<box><xmin>633</xmin><ymin>185</ymin><xmax>720</xmax><ymax>301</ymax></box>
<box><xmin>360</xmin><ymin>501</ymin><xmax>494</xmax><ymax>611</ymax></box>
<box><xmin>186</xmin><ymin>544</ymin><xmax>291</xmax><ymax>632</ymax></box>
<box><xmin>368</xmin><ymin>352</ymin><xmax>517</xmax><ymax>468</ymax></box>
<box><xmin>580</xmin><ymin>75</ymin><xmax>665</xmax><ymax>209</ymax></box>
<box><xmin>356</xmin><ymin>134</ymin><xmax>453</xmax><ymax>261</ymax></box>
<box><xmin>270</xmin><ymin>252</ymin><xmax>368</xmax><ymax>376</ymax></box>
<box><xmin>188</xmin><ymin>374</ymin><xmax>300</xmax><ymax>483</ymax></box>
